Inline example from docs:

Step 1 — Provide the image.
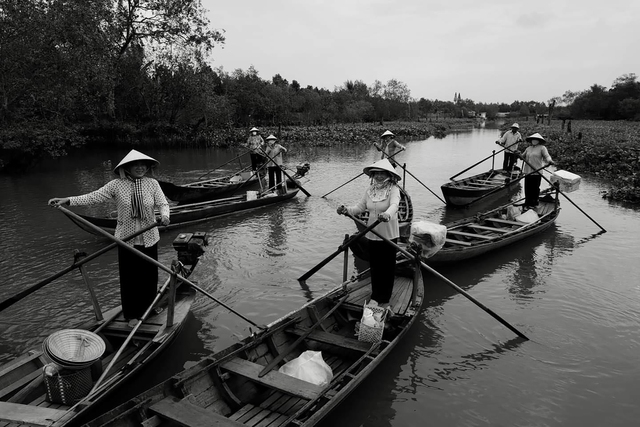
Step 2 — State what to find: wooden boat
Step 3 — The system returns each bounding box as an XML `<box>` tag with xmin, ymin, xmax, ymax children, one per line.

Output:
<box><xmin>159</xmin><ymin>163</ymin><xmax>310</xmax><ymax>205</ymax></box>
<box><xmin>0</xmin><ymin>232</ymin><xmax>208</xmax><ymax>427</ymax></box>
<box><xmin>63</xmin><ymin>186</ymin><xmax>300</xmax><ymax>236</ymax></box>
<box><xmin>441</xmin><ymin>168</ymin><xmax>523</xmax><ymax>207</ymax></box>
<box><xmin>83</xmin><ymin>257</ymin><xmax>424</xmax><ymax>427</ymax></box>
<box><xmin>421</xmin><ymin>188</ymin><xmax>560</xmax><ymax>265</ymax></box>
<box><xmin>158</xmin><ymin>170</ymin><xmax>264</xmax><ymax>205</ymax></box>
<box><xmin>354</xmin><ymin>186</ymin><xmax>414</xmax><ymax>242</ymax></box>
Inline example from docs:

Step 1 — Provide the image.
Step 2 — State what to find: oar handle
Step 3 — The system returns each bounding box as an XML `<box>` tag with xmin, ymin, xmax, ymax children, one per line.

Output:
<box><xmin>450</xmin><ymin>139</ymin><xmax>520</xmax><ymax>181</ymax></box>
<box><xmin>344</xmin><ymin>212</ymin><xmax>529</xmax><ymax>340</ymax></box>
<box><xmin>297</xmin><ymin>218</ymin><xmax>382</xmax><ymax>282</ymax></box>
<box><xmin>197</xmin><ymin>148</ymin><xmax>251</xmax><ymax>180</ymax></box>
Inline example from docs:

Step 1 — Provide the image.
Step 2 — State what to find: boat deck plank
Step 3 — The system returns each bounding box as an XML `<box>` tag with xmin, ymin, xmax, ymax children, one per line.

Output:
<box><xmin>447</xmin><ymin>230</ymin><xmax>494</xmax><ymax>240</ymax></box>
<box><xmin>220</xmin><ymin>358</ymin><xmax>324</xmax><ymax>400</ymax></box>
<box><xmin>445</xmin><ymin>238</ymin><xmax>472</xmax><ymax>246</ymax></box>
<box><xmin>150</xmin><ymin>396</ymin><xmax>245</xmax><ymax>427</ymax></box>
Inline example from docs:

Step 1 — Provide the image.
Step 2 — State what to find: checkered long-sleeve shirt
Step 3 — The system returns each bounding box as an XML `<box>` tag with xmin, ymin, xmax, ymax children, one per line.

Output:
<box><xmin>69</xmin><ymin>177</ymin><xmax>170</xmax><ymax>247</ymax></box>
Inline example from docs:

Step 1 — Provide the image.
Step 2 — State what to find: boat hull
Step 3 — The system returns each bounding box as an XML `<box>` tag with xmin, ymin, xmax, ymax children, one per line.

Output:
<box><xmin>441</xmin><ymin>169</ymin><xmax>522</xmax><ymax>207</ymax></box>
<box><xmin>424</xmin><ymin>189</ymin><xmax>560</xmax><ymax>265</ymax></box>
<box><xmin>64</xmin><ymin>188</ymin><xmax>300</xmax><ymax>236</ymax></box>
<box><xmin>83</xmin><ymin>260</ymin><xmax>424</xmax><ymax>427</ymax></box>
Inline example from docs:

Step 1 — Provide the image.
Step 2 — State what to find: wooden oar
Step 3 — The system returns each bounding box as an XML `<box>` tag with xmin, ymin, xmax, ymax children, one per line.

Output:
<box><xmin>259</xmin><ymin>147</ymin><xmax>311</xmax><ymax>197</ymax></box>
<box><xmin>297</xmin><ymin>219</ymin><xmax>382</xmax><ymax>283</ymax></box>
<box><xmin>196</xmin><ymin>149</ymin><xmax>251</xmax><ymax>180</ymax></box>
<box><xmin>519</xmin><ymin>159</ymin><xmax>606</xmax><ymax>233</ymax></box>
<box><xmin>55</xmin><ymin>206</ymin><xmax>266</xmax><ymax>330</ymax></box>
<box><xmin>343</xmin><ymin>212</ymin><xmax>529</xmax><ymax>340</ymax></box>
<box><xmin>0</xmin><ymin>222</ymin><xmax>159</xmax><ymax>312</ymax></box>
<box><xmin>449</xmin><ymin>139</ymin><xmax>520</xmax><ymax>181</ymax></box>
<box><xmin>321</xmin><ymin>150</ymin><xmax>403</xmax><ymax>199</ymax></box>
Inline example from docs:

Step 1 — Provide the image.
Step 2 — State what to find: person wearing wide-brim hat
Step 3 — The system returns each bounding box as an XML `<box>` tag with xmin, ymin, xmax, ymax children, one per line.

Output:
<box><xmin>245</xmin><ymin>127</ymin><xmax>265</xmax><ymax>172</ymax></box>
<box><xmin>48</xmin><ymin>149</ymin><xmax>170</xmax><ymax>327</ymax></box>
<box><xmin>517</xmin><ymin>133</ymin><xmax>555</xmax><ymax>209</ymax></box>
<box><xmin>336</xmin><ymin>158</ymin><xmax>402</xmax><ymax>308</ymax></box>
<box><xmin>375</xmin><ymin>130</ymin><xmax>406</xmax><ymax>167</ymax></box>
<box><xmin>263</xmin><ymin>134</ymin><xmax>288</xmax><ymax>195</ymax></box>
<box><xmin>495</xmin><ymin>123</ymin><xmax>523</xmax><ymax>172</ymax></box>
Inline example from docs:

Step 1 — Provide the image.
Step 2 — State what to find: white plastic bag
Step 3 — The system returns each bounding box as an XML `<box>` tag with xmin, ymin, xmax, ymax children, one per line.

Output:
<box><xmin>278</xmin><ymin>350</ymin><xmax>333</xmax><ymax>386</ymax></box>
<box><xmin>410</xmin><ymin>220</ymin><xmax>447</xmax><ymax>258</ymax></box>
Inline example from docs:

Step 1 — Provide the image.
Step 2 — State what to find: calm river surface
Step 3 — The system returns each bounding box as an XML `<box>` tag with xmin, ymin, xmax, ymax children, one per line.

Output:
<box><xmin>1</xmin><ymin>125</ymin><xmax>639</xmax><ymax>426</ymax></box>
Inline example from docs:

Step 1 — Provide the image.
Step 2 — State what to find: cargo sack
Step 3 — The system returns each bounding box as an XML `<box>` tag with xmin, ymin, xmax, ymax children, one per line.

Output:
<box><xmin>278</xmin><ymin>350</ymin><xmax>333</xmax><ymax>386</ymax></box>
<box><xmin>410</xmin><ymin>221</ymin><xmax>447</xmax><ymax>258</ymax></box>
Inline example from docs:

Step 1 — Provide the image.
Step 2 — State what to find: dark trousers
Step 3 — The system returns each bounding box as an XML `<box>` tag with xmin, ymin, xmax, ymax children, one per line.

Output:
<box><xmin>267</xmin><ymin>166</ymin><xmax>284</xmax><ymax>192</ymax></box>
<box><xmin>118</xmin><ymin>244</ymin><xmax>158</xmax><ymax>320</ymax></box>
<box><xmin>524</xmin><ymin>174</ymin><xmax>543</xmax><ymax>207</ymax></box>
<box><xmin>503</xmin><ymin>152</ymin><xmax>518</xmax><ymax>171</ymax></box>
<box><xmin>250</xmin><ymin>153</ymin><xmax>264</xmax><ymax>171</ymax></box>
<box><xmin>368</xmin><ymin>239</ymin><xmax>398</xmax><ymax>304</ymax></box>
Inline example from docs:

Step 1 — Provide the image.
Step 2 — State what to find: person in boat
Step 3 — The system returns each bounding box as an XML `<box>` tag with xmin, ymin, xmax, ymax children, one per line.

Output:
<box><xmin>48</xmin><ymin>150</ymin><xmax>170</xmax><ymax>328</ymax></box>
<box><xmin>517</xmin><ymin>133</ymin><xmax>555</xmax><ymax>209</ymax></box>
<box><xmin>263</xmin><ymin>134</ymin><xmax>288</xmax><ymax>195</ymax></box>
<box><xmin>495</xmin><ymin>123</ymin><xmax>523</xmax><ymax>172</ymax></box>
<box><xmin>374</xmin><ymin>130</ymin><xmax>405</xmax><ymax>167</ymax></box>
<box><xmin>336</xmin><ymin>158</ymin><xmax>401</xmax><ymax>309</ymax></box>
<box><xmin>244</xmin><ymin>127</ymin><xmax>265</xmax><ymax>173</ymax></box>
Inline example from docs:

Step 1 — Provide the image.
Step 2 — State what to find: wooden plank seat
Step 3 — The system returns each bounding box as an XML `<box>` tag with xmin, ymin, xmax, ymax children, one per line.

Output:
<box><xmin>220</xmin><ymin>358</ymin><xmax>324</xmax><ymax>400</ymax></box>
<box><xmin>150</xmin><ymin>396</ymin><xmax>245</xmax><ymax>427</ymax></box>
<box><xmin>444</xmin><ymin>238</ymin><xmax>472</xmax><ymax>246</ymax></box>
<box><xmin>0</xmin><ymin>402</ymin><xmax>69</xmax><ymax>426</ymax></box>
<box><xmin>485</xmin><ymin>218</ymin><xmax>527</xmax><ymax>226</ymax></box>
<box><xmin>446</xmin><ymin>230</ymin><xmax>494</xmax><ymax>240</ymax></box>
<box><xmin>286</xmin><ymin>327</ymin><xmax>373</xmax><ymax>352</ymax></box>
<box><xmin>469</xmin><ymin>224</ymin><xmax>511</xmax><ymax>233</ymax></box>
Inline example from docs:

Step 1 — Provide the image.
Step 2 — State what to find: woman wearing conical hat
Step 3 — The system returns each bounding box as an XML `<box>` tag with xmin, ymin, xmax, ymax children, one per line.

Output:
<box><xmin>495</xmin><ymin>123</ymin><xmax>523</xmax><ymax>172</ymax></box>
<box><xmin>264</xmin><ymin>134</ymin><xmax>288</xmax><ymax>194</ymax></box>
<box><xmin>336</xmin><ymin>158</ymin><xmax>402</xmax><ymax>308</ymax></box>
<box><xmin>49</xmin><ymin>150</ymin><xmax>170</xmax><ymax>327</ymax></box>
<box><xmin>518</xmin><ymin>133</ymin><xmax>555</xmax><ymax>209</ymax></box>
<box><xmin>244</xmin><ymin>127</ymin><xmax>265</xmax><ymax>172</ymax></box>
<box><xmin>374</xmin><ymin>130</ymin><xmax>405</xmax><ymax>167</ymax></box>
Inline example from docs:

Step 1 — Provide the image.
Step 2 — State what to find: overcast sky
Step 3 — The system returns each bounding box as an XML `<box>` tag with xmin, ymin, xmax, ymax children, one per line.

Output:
<box><xmin>202</xmin><ymin>0</ymin><xmax>639</xmax><ymax>104</ymax></box>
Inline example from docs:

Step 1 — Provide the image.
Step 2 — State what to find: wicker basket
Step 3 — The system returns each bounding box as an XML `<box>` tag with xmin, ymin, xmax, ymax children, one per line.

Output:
<box><xmin>357</xmin><ymin>303</ymin><xmax>386</xmax><ymax>343</ymax></box>
<box><xmin>43</xmin><ymin>364</ymin><xmax>93</xmax><ymax>405</ymax></box>
<box><xmin>43</xmin><ymin>329</ymin><xmax>105</xmax><ymax>370</ymax></box>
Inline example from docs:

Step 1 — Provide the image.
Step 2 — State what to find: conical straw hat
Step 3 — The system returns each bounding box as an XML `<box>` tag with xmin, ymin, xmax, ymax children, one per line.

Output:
<box><xmin>363</xmin><ymin>158</ymin><xmax>401</xmax><ymax>180</ymax></box>
<box><xmin>113</xmin><ymin>150</ymin><xmax>159</xmax><ymax>173</ymax></box>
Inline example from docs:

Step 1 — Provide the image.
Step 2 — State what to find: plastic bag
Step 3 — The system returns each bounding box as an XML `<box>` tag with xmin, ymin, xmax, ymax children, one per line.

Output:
<box><xmin>410</xmin><ymin>220</ymin><xmax>447</xmax><ymax>258</ymax></box>
<box><xmin>515</xmin><ymin>209</ymin><xmax>539</xmax><ymax>223</ymax></box>
<box><xmin>278</xmin><ymin>350</ymin><xmax>333</xmax><ymax>386</ymax></box>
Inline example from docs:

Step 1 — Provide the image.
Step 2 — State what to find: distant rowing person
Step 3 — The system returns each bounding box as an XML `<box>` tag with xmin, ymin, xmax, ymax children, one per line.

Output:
<box><xmin>495</xmin><ymin>123</ymin><xmax>523</xmax><ymax>172</ymax></box>
<box><xmin>374</xmin><ymin>130</ymin><xmax>405</xmax><ymax>167</ymax></box>
<box><xmin>244</xmin><ymin>127</ymin><xmax>265</xmax><ymax>172</ymax></box>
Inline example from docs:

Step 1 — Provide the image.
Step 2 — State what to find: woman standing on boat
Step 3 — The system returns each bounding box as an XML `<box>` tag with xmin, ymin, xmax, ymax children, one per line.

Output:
<box><xmin>264</xmin><ymin>134</ymin><xmax>288</xmax><ymax>194</ymax></box>
<box><xmin>374</xmin><ymin>130</ymin><xmax>405</xmax><ymax>167</ymax></box>
<box><xmin>518</xmin><ymin>133</ymin><xmax>555</xmax><ymax>208</ymax></box>
<box><xmin>48</xmin><ymin>150</ymin><xmax>170</xmax><ymax>328</ymax></box>
<box><xmin>336</xmin><ymin>158</ymin><xmax>401</xmax><ymax>309</ymax></box>
<box><xmin>245</xmin><ymin>127</ymin><xmax>265</xmax><ymax>172</ymax></box>
<box><xmin>496</xmin><ymin>123</ymin><xmax>523</xmax><ymax>172</ymax></box>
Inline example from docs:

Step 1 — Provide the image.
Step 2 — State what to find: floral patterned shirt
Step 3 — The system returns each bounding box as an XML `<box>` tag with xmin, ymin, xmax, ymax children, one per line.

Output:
<box><xmin>345</xmin><ymin>185</ymin><xmax>401</xmax><ymax>241</ymax></box>
<box><xmin>69</xmin><ymin>177</ymin><xmax>170</xmax><ymax>247</ymax></box>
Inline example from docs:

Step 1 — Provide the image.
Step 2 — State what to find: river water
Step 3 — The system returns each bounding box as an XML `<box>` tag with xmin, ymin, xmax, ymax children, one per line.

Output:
<box><xmin>1</xmin><ymin>125</ymin><xmax>639</xmax><ymax>426</ymax></box>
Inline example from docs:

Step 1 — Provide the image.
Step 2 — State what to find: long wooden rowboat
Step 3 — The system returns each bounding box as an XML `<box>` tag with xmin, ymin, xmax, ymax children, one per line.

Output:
<box><xmin>0</xmin><ymin>233</ymin><xmax>207</xmax><ymax>427</ymax></box>
<box><xmin>83</xmin><ymin>259</ymin><xmax>424</xmax><ymax>427</ymax></box>
<box><xmin>423</xmin><ymin>188</ymin><xmax>560</xmax><ymax>265</ymax></box>
<box><xmin>354</xmin><ymin>186</ymin><xmax>414</xmax><ymax>242</ymax></box>
<box><xmin>159</xmin><ymin>170</ymin><xmax>264</xmax><ymax>205</ymax></box>
<box><xmin>441</xmin><ymin>168</ymin><xmax>523</xmax><ymax>207</ymax></box>
<box><xmin>63</xmin><ymin>187</ymin><xmax>300</xmax><ymax>236</ymax></box>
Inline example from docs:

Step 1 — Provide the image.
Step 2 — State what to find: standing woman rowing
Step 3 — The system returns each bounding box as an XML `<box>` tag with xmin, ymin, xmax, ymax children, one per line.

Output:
<box><xmin>48</xmin><ymin>150</ymin><xmax>170</xmax><ymax>327</ymax></box>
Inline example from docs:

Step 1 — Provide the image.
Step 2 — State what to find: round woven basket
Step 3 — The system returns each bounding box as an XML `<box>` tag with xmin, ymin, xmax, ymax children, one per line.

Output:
<box><xmin>43</xmin><ymin>329</ymin><xmax>106</xmax><ymax>369</ymax></box>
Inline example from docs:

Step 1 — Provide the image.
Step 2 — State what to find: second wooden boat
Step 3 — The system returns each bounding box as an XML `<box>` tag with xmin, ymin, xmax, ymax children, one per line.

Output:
<box><xmin>158</xmin><ymin>170</ymin><xmax>264</xmax><ymax>205</ymax></box>
<box><xmin>82</xmin><ymin>257</ymin><xmax>424</xmax><ymax>427</ymax></box>
<box><xmin>441</xmin><ymin>168</ymin><xmax>522</xmax><ymax>207</ymax></box>
<box><xmin>422</xmin><ymin>188</ymin><xmax>560</xmax><ymax>265</ymax></box>
<box><xmin>62</xmin><ymin>186</ymin><xmax>300</xmax><ymax>236</ymax></box>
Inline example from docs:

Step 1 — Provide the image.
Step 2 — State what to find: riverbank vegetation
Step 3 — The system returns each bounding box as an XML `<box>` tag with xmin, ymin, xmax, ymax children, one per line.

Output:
<box><xmin>0</xmin><ymin>1</ymin><xmax>638</xmax><ymax>202</ymax></box>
